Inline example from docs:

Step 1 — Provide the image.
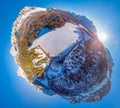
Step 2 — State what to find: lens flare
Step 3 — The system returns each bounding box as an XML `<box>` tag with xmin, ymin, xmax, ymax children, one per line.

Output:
<box><xmin>98</xmin><ymin>32</ymin><xmax>107</xmax><ymax>42</ymax></box>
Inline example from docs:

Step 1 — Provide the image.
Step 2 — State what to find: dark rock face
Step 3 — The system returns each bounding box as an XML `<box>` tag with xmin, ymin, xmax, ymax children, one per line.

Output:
<box><xmin>11</xmin><ymin>6</ymin><xmax>114</xmax><ymax>103</ymax></box>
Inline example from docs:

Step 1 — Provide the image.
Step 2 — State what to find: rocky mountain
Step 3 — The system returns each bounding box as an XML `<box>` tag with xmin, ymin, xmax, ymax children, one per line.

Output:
<box><xmin>11</xmin><ymin>6</ymin><xmax>114</xmax><ymax>103</ymax></box>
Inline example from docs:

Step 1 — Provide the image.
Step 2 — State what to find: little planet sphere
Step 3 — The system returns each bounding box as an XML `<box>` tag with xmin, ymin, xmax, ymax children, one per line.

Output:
<box><xmin>11</xmin><ymin>6</ymin><xmax>114</xmax><ymax>103</ymax></box>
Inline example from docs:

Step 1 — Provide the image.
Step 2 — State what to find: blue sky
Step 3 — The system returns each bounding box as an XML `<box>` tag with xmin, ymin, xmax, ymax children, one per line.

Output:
<box><xmin>0</xmin><ymin>0</ymin><xmax>120</xmax><ymax>108</ymax></box>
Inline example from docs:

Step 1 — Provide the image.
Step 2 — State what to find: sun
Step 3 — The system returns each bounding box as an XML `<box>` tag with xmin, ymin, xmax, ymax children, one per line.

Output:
<box><xmin>97</xmin><ymin>32</ymin><xmax>107</xmax><ymax>42</ymax></box>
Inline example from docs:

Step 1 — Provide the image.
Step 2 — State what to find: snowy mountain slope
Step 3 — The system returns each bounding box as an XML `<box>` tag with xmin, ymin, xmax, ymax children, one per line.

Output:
<box><xmin>11</xmin><ymin>6</ymin><xmax>114</xmax><ymax>103</ymax></box>
<box><xmin>31</xmin><ymin>23</ymin><xmax>81</xmax><ymax>57</ymax></box>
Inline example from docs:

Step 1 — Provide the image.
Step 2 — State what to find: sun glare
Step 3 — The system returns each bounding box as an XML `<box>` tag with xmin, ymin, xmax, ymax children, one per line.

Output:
<box><xmin>97</xmin><ymin>32</ymin><xmax>107</xmax><ymax>42</ymax></box>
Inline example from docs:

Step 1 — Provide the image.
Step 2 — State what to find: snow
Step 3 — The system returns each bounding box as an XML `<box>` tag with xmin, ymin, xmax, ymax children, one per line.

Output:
<box><xmin>104</xmin><ymin>48</ymin><xmax>114</xmax><ymax>79</ymax></box>
<box><xmin>17</xmin><ymin>67</ymin><xmax>27</xmax><ymax>79</ymax></box>
<box><xmin>78</xmin><ymin>24</ymin><xmax>95</xmax><ymax>38</ymax></box>
<box><xmin>32</xmin><ymin>46</ymin><xmax>49</xmax><ymax>68</ymax></box>
<box><xmin>81</xmin><ymin>29</ymin><xmax>91</xmax><ymax>41</ymax></box>
<box><xmin>79</xmin><ymin>77</ymin><xmax>109</xmax><ymax>97</ymax></box>
<box><xmin>31</xmin><ymin>23</ymin><xmax>81</xmax><ymax>57</ymax></box>
<box><xmin>11</xmin><ymin>7</ymin><xmax>113</xmax><ymax>103</ymax></box>
<box><xmin>69</xmin><ymin>12</ymin><xmax>97</xmax><ymax>33</ymax></box>
<box><xmin>32</xmin><ymin>58</ymin><xmax>47</xmax><ymax>68</ymax></box>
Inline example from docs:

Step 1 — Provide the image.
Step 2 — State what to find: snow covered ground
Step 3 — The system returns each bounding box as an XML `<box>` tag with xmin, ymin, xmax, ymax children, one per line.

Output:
<box><xmin>31</xmin><ymin>23</ymin><xmax>81</xmax><ymax>57</ymax></box>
